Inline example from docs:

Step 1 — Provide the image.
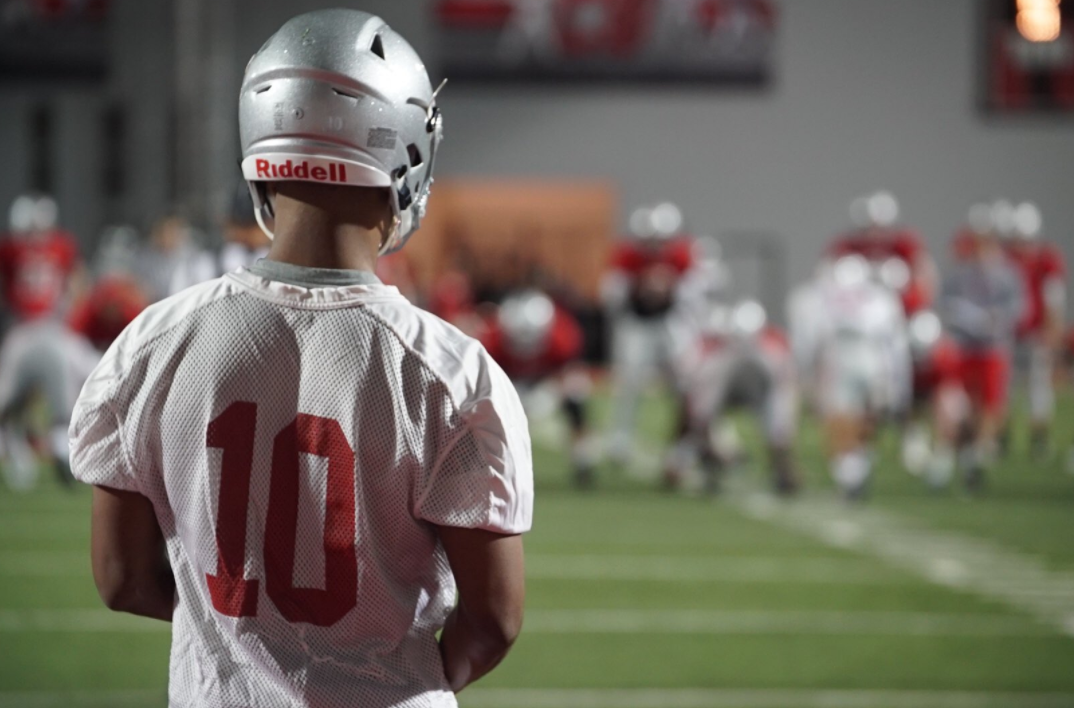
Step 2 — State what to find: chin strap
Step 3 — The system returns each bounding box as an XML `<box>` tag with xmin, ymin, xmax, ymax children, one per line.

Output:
<box><xmin>378</xmin><ymin>215</ymin><xmax>402</xmax><ymax>256</ymax></box>
<box><xmin>248</xmin><ymin>182</ymin><xmax>276</xmax><ymax>241</ymax></box>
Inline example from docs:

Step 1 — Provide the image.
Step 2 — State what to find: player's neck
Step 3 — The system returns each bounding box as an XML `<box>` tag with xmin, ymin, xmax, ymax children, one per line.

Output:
<box><xmin>267</xmin><ymin>225</ymin><xmax>380</xmax><ymax>272</ymax></box>
<box><xmin>267</xmin><ymin>187</ymin><xmax>390</xmax><ymax>272</ymax></box>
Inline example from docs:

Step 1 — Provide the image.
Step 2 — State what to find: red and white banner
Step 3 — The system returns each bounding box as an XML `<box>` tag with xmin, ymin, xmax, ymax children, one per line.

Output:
<box><xmin>435</xmin><ymin>0</ymin><xmax>777</xmax><ymax>84</ymax></box>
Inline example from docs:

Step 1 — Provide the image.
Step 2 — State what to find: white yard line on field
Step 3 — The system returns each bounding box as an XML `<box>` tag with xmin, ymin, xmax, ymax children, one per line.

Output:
<box><xmin>460</xmin><ymin>688</ymin><xmax>1074</xmax><ymax>708</ymax></box>
<box><xmin>730</xmin><ymin>485</ymin><xmax>1074</xmax><ymax>639</ymax></box>
<box><xmin>0</xmin><ymin>607</ymin><xmax>1051</xmax><ymax>637</ymax></box>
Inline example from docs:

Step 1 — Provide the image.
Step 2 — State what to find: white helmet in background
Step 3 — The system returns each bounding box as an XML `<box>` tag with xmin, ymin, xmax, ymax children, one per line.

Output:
<box><xmin>627</xmin><ymin>205</ymin><xmax>655</xmax><ymax>240</ymax></box>
<box><xmin>8</xmin><ymin>194</ymin><xmax>36</xmax><ymax>234</ymax></box>
<box><xmin>31</xmin><ymin>194</ymin><xmax>58</xmax><ymax>232</ymax></box>
<box><xmin>7</xmin><ymin>193</ymin><xmax>57</xmax><ymax>235</ymax></box>
<box><xmin>499</xmin><ymin>290</ymin><xmax>556</xmax><ymax>359</ymax></box>
<box><xmin>878</xmin><ymin>257</ymin><xmax>911</xmax><ymax>292</ymax></box>
<box><xmin>1012</xmin><ymin>201</ymin><xmax>1042</xmax><ymax>241</ymax></box>
<box><xmin>239</xmin><ymin>9</ymin><xmax>444</xmax><ymax>254</ymax></box>
<box><xmin>650</xmin><ymin>201</ymin><xmax>684</xmax><ymax>239</ymax></box>
<box><xmin>730</xmin><ymin>299</ymin><xmax>767</xmax><ymax>338</ymax></box>
<box><xmin>849</xmin><ymin>190</ymin><xmax>899</xmax><ymax>229</ymax></box>
<box><xmin>830</xmin><ymin>254</ymin><xmax>872</xmax><ymax>288</ymax></box>
<box><xmin>908</xmin><ymin>310</ymin><xmax>942</xmax><ymax>360</ymax></box>
<box><xmin>990</xmin><ymin>199</ymin><xmax>1017</xmax><ymax>239</ymax></box>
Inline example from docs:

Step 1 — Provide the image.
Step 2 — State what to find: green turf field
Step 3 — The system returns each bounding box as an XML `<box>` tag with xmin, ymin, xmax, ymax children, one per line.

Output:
<box><xmin>2</xmin><ymin>391</ymin><xmax>1074</xmax><ymax>708</ymax></box>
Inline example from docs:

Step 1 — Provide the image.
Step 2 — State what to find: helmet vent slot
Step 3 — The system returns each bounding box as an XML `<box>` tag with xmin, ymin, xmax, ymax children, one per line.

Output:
<box><xmin>255</xmin><ymin>85</ymin><xmax>272</xmax><ymax>95</ymax></box>
<box><xmin>332</xmin><ymin>88</ymin><xmax>359</xmax><ymax>100</ymax></box>
<box><xmin>407</xmin><ymin>143</ymin><xmax>423</xmax><ymax>168</ymax></box>
<box><xmin>370</xmin><ymin>33</ymin><xmax>386</xmax><ymax>60</ymax></box>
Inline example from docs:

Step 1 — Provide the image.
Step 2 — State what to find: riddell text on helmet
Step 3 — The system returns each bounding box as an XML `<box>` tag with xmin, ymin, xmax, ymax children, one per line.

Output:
<box><xmin>255</xmin><ymin>159</ymin><xmax>348</xmax><ymax>183</ymax></box>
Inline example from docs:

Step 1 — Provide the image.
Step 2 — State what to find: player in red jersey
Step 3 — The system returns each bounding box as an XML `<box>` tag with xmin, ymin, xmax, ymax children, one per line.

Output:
<box><xmin>1003</xmin><ymin>202</ymin><xmax>1066</xmax><ymax>458</ymax></box>
<box><xmin>67</xmin><ymin>277</ymin><xmax>148</xmax><ymax>352</ymax></box>
<box><xmin>827</xmin><ymin>191</ymin><xmax>937</xmax><ymax>318</ymax></box>
<box><xmin>0</xmin><ymin>193</ymin><xmax>80</xmax><ymax>325</ymax></box>
<box><xmin>604</xmin><ymin>202</ymin><xmax>697</xmax><ymax>468</ymax></box>
<box><xmin>483</xmin><ymin>289</ymin><xmax>596</xmax><ymax>487</ymax></box>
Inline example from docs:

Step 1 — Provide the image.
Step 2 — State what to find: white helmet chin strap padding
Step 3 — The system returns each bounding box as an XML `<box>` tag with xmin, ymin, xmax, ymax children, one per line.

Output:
<box><xmin>238</xmin><ymin>9</ymin><xmax>443</xmax><ymax>256</ymax></box>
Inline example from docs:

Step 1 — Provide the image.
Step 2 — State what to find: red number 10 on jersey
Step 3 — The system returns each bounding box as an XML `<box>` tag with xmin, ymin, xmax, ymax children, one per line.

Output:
<box><xmin>205</xmin><ymin>401</ymin><xmax>358</xmax><ymax>627</ymax></box>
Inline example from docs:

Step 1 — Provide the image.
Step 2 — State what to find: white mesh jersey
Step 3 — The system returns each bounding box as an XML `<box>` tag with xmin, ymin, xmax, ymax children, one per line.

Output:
<box><xmin>68</xmin><ymin>266</ymin><xmax>533</xmax><ymax>708</ymax></box>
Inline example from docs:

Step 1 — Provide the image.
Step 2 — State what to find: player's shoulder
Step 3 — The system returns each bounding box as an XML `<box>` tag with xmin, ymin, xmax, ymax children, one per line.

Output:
<box><xmin>365</xmin><ymin>299</ymin><xmax>504</xmax><ymax>407</ymax></box>
<box><xmin>108</xmin><ymin>276</ymin><xmax>238</xmax><ymax>363</ymax></box>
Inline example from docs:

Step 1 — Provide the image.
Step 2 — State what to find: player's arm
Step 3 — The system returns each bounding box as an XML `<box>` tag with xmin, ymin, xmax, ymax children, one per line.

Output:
<box><xmin>90</xmin><ymin>485</ymin><xmax>174</xmax><ymax>622</ymax></box>
<box><xmin>436</xmin><ymin>527</ymin><xmax>525</xmax><ymax>693</ymax></box>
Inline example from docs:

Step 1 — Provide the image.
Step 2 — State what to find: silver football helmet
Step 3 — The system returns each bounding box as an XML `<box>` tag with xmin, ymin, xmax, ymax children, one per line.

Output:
<box><xmin>239</xmin><ymin>9</ymin><xmax>444</xmax><ymax>254</ymax></box>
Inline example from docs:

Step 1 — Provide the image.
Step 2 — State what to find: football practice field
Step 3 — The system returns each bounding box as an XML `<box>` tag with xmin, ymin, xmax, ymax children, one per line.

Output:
<box><xmin>3</xmin><ymin>391</ymin><xmax>1074</xmax><ymax>708</ymax></box>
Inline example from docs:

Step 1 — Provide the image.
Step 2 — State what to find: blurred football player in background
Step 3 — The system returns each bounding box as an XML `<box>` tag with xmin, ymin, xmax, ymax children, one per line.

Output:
<box><xmin>67</xmin><ymin>225</ymin><xmax>148</xmax><ymax>352</ymax></box>
<box><xmin>938</xmin><ymin>203</ymin><xmax>1024</xmax><ymax>491</ymax></box>
<box><xmin>1002</xmin><ymin>201</ymin><xmax>1065</xmax><ymax>459</ymax></box>
<box><xmin>790</xmin><ymin>255</ymin><xmax>910</xmax><ymax>500</ymax></box>
<box><xmin>669</xmin><ymin>292</ymin><xmax>799</xmax><ymax>495</ymax></box>
<box><xmin>0</xmin><ymin>193</ymin><xmax>94</xmax><ymax>491</ymax></box>
<box><xmin>137</xmin><ymin>213</ymin><xmax>217</xmax><ymax>302</ymax></box>
<box><xmin>0</xmin><ymin>313</ymin><xmax>100</xmax><ymax>490</ymax></box>
<box><xmin>0</xmin><ymin>193</ymin><xmax>81</xmax><ymax>330</ymax></box>
<box><xmin>604</xmin><ymin>201</ymin><xmax>696</xmax><ymax>469</ymax></box>
<box><xmin>828</xmin><ymin>192</ymin><xmax>943</xmax><ymax>476</ymax></box>
<box><xmin>483</xmin><ymin>289</ymin><xmax>596</xmax><ymax>487</ymax></box>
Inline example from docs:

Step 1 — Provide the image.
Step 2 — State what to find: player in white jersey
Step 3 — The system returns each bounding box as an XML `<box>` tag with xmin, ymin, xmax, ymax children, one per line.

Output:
<box><xmin>668</xmin><ymin>298</ymin><xmax>800</xmax><ymax>495</ymax></box>
<box><xmin>69</xmin><ymin>11</ymin><xmax>532</xmax><ymax>708</ymax></box>
<box><xmin>789</xmin><ymin>255</ymin><xmax>910</xmax><ymax>499</ymax></box>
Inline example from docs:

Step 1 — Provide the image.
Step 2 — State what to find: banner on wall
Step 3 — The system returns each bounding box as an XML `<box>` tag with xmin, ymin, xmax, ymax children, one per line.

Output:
<box><xmin>983</xmin><ymin>0</ymin><xmax>1074</xmax><ymax>113</ymax></box>
<box><xmin>435</xmin><ymin>0</ymin><xmax>777</xmax><ymax>84</ymax></box>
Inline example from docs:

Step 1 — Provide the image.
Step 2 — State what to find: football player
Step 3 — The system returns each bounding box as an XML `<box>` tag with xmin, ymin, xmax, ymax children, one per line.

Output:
<box><xmin>604</xmin><ymin>201</ymin><xmax>696</xmax><ymax>467</ymax></box>
<box><xmin>669</xmin><ymin>296</ymin><xmax>799</xmax><ymax>495</ymax></box>
<box><xmin>136</xmin><ymin>214</ymin><xmax>217</xmax><ymax>302</ymax></box>
<box><xmin>0</xmin><ymin>193</ymin><xmax>80</xmax><ymax>327</ymax></box>
<box><xmin>66</xmin><ymin>225</ymin><xmax>149</xmax><ymax>353</ymax></box>
<box><xmin>939</xmin><ymin>206</ymin><xmax>1024</xmax><ymax>490</ymax></box>
<box><xmin>789</xmin><ymin>255</ymin><xmax>910</xmax><ymax>500</ymax></box>
<box><xmin>1003</xmin><ymin>201</ymin><xmax>1065</xmax><ymax>458</ymax></box>
<box><xmin>482</xmin><ymin>289</ymin><xmax>596</xmax><ymax>487</ymax></box>
<box><xmin>0</xmin><ymin>316</ymin><xmax>100</xmax><ymax>490</ymax></box>
<box><xmin>69</xmin><ymin>11</ymin><xmax>531</xmax><ymax>706</ymax></box>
